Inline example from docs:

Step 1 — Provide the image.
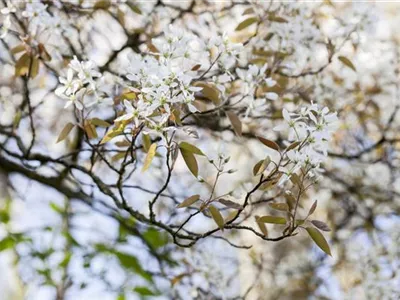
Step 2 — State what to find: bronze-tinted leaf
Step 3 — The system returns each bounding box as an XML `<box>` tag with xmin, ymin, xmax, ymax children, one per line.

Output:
<box><xmin>15</xmin><ymin>53</ymin><xmax>31</xmax><ymax>77</ymax></box>
<box><xmin>84</xmin><ymin>121</ymin><xmax>98</xmax><ymax>139</ymax></box>
<box><xmin>235</xmin><ymin>17</ymin><xmax>258</xmax><ymax>31</ymax></box>
<box><xmin>338</xmin><ymin>56</ymin><xmax>356</xmax><ymax>72</ymax></box>
<box><xmin>286</xmin><ymin>141</ymin><xmax>301</xmax><ymax>151</ymax></box>
<box><xmin>306</xmin><ymin>227</ymin><xmax>332</xmax><ymax>256</ymax></box>
<box><xmin>253</xmin><ymin>157</ymin><xmax>270</xmax><ymax>176</ymax></box>
<box><xmin>258</xmin><ymin>215</ymin><xmax>286</xmax><ymax>224</ymax></box>
<box><xmin>142</xmin><ymin>134</ymin><xmax>151</xmax><ymax>153</ymax></box>
<box><xmin>311</xmin><ymin>220</ymin><xmax>331</xmax><ymax>232</ymax></box>
<box><xmin>226</xmin><ymin>111</ymin><xmax>242</xmax><ymax>136</ymax></box>
<box><xmin>209</xmin><ymin>205</ymin><xmax>224</xmax><ymax>230</ymax></box>
<box><xmin>218</xmin><ymin>199</ymin><xmax>242</xmax><ymax>210</ymax></box>
<box><xmin>307</xmin><ymin>200</ymin><xmax>318</xmax><ymax>216</ymax></box>
<box><xmin>177</xmin><ymin>195</ymin><xmax>200</xmax><ymax>208</ymax></box>
<box><xmin>193</xmin><ymin>82</ymin><xmax>220</xmax><ymax>105</ymax></box>
<box><xmin>56</xmin><ymin>122</ymin><xmax>75</xmax><ymax>143</ymax></box>
<box><xmin>180</xmin><ymin>148</ymin><xmax>198</xmax><ymax>177</ymax></box>
<box><xmin>142</xmin><ymin>143</ymin><xmax>157</xmax><ymax>172</ymax></box>
<box><xmin>257</xmin><ymin>136</ymin><xmax>280</xmax><ymax>151</ymax></box>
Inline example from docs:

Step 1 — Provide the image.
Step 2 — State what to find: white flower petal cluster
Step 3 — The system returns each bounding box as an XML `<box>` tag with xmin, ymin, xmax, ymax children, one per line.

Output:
<box><xmin>56</xmin><ymin>56</ymin><xmax>108</xmax><ymax>110</ymax></box>
<box><xmin>236</xmin><ymin>63</ymin><xmax>277</xmax><ymax>117</ymax></box>
<box><xmin>275</xmin><ymin>103</ymin><xmax>338</xmax><ymax>185</ymax></box>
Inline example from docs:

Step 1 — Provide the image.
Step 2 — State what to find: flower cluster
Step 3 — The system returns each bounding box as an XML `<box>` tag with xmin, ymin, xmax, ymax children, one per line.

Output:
<box><xmin>114</xmin><ymin>25</ymin><xmax>242</xmax><ymax>137</ymax></box>
<box><xmin>56</xmin><ymin>57</ymin><xmax>111</xmax><ymax>110</ymax></box>
<box><xmin>274</xmin><ymin>103</ymin><xmax>338</xmax><ymax>185</ymax></box>
<box><xmin>236</xmin><ymin>63</ymin><xmax>277</xmax><ymax>117</ymax></box>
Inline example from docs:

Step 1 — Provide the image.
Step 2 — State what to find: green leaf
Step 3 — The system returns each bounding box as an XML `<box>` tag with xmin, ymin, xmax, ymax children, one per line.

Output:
<box><xmin>179</xmin><ymin>142</ymin><xmax>205</xmax><ymax>156</ymax></box>
<box><xmin>257</xmin><ymin>136</ymin><xmax>280</xmax><ymax>152</ymax></box>
<box><xmin>209</xmin><ymin>205</ymin><xmax>224</xmax><ymax>230</ymax></box>
<box><xmin>143</xmin><ymin>228</ymin><xmax>169</xmax><ymax>249</ymax></box>
<box><xmin>235</xmin><ymin>17</ymin><xmax>258</xmax><ymax>31</ymax></box>
<box><xmin>258</xmin><ymin>215</ymin><xmax>286</xmax><ymax>224</ymax></box>
<box><xmin>115</xmin><ymin>251</ymin><xmax>152</xmax><ymax>281</ymax></box>
<box><xmin>268</xmin><ymin>203</ymin><xmax>289</xmax><ymax>212</ymax></box>
<box><xmin>226</xmin><ymin>111</ymin><xmax>242</xmax><ymax>136</ymax></box>
<box><xmin>338</xmin><ymin>56</ymin><xmax>356</xmax><ymax>72</ymax></box>
<box><xmin>180</xmin><ymin>148</ymin><xmax>198</xmax><ymax>177</ymax></box>
<box><xmin>306</xmin><ymin>227</ymin><xmax>332</xmax><ymax>256</ymax></box>
<box><xmin>177</xmin><ymin>195</ymin><xmax>200</xmax><ymax>208</ymax></box>
<box><xmin>142</xmin><ymin>143</ymin><xmax>157</xmax><ymax>172</ymax></box>
<box><xmin>133</xmin><ymin>286</ymin><xmax>157</xmax><ymax>296</ymax></box>
<box><xmin>56</xmin><ymin>122</ymin><xmax>75</xmax><ymax>143</ymax></box>
<box><xmin>30</xmin><ymin>56</ymin><xmax>39</xmax><ymax>78</ymax></box>
<box><xmin>0</xmin><ymin>236</ymin><xmax>15</xmax><ymax>252</ymax></box>
<box><xmin>15</xmin><ymin>53</ymin><xmax>31</xmax><ymax>77</ymax></box>
<box><xmin>142</xmin><ymin>133</ymin><xmax>151</xmax><ymax>152</ymax></box>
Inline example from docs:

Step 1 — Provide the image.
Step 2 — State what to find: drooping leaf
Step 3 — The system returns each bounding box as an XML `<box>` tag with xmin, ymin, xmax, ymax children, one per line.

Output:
<box><xmin>11</xmin><ymin>44</ymin><xmax>25</xmax><ymax>55</ymax></box>
<box><xmin>100</xmin><ymin>127</ymin><xmax>123</xmax><ymax>144</ymax></box>
<box><xmin>209</xmin><ymin>205</ymin><xmax>224</xmax><ymax>230</ymax></box>
<box><xmin>257</xmin><ymin>136</ymin><xmax>280</xmax><ymax>151</ymax></box>
<box><xmin>258</xmin><ymin>215</ymin><xmax>286</xmax><ymax>224</ymax></box>
<box><xmin>177</xmin><ymin>195</ymin><xmax>200</xmax><ymax>208</ymax></box>
<box><xmin>311</xmin><ymin>220</ymin><xmax>331</xmax><ymax>232</ymax></box>
<box><xmin>142</xmin><ymin>143</ymin><xmax>157</xmax><ymax>172</ymax></box>
<box><xmin>94</xmin><ymin>0</ymin><xmax>111</xmax><ymax>9</ymax></box>
<box><xmin>226</xmin><ymin>111</ymin><xmax>242</xmax><ymax>136</ymax></box>
<box><xmin>306</xmin><ymin>227</ymin><xmax>332</xmax><ymax>256</ymax></box>
<box><xmin>338</xmin><ymin>56</ymin><xmax>356</xmax><ymax>72</ymax></box>
<box><xmin>56</xmin><ymin>122</ymin><xmax>75</xmax><ymax>143</ymax></box>
<box><xmin>142</xmin><ymin>133</ymin><xmax>151</xmax><ymax>153</ymax></box>
<box><xmin>193</xmin><ymin>82</ymin><xmax>221</xmax><ymax>105</ymax></box>
<box><xmin>235</xmin><ymin>17</ymin><xmax>258</xmax><ymax>31</ymax></box>
<box><xmin>179</xmin><ymin>142</ymin><xmax>205</xmax><ymax>156</ymax></box>
<box><xmin>84</xmin><ymin>120</ymin><xmax>98</xmax><ymax>139</ymax></box>
<box><xmin>255</xmin><ymin>216</ymin><xmax>268</xmax><ymax>237</ymax></box>
<box><xmin>30</xmin><ymin>56</ymin><xmax>39</xmax><ymax>78</ymax></box>
<box><xmin>269</xmin><ymin>203</ymin><xmax>289</xmax><ymax>212</ymax></box>
<box><xmin>180</xmin><ymin>148</ymin><xmax>198</xmax><ymax>177</ymax></box>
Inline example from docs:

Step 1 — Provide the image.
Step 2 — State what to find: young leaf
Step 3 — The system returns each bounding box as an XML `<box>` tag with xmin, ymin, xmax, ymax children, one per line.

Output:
<box><xmin>286</xmin><ymin>141</ymin><xmax>301</xmax><ymax>151</ymax></box>
<box><xmin>306</xmin><ymin>227</ymin><xmax>332</xmax><ymax>256</ymax></box>
<box><xmin>268</xmin><ymin>203</ymin><xmax>289</xmax><ymax>212</ymax></box>
<box><xmin>226</xmin><ymin>111</ymin><xmax>242</xmax><ymax>136</ymax></box>
<box><xmin>218</xmin><ymin>199</ymin><xmax>242</xmax><ymax>210</ymax></box>
<box><xmin>255</xmin><ymin>216</ymin><xmax>269</xmax><ymax>237</ymax></box>
<box><xmin>84</xmin><ymin>121</ymin><xmax>98</xmax><ymax>139</ymax></box>
<box><xmin>142</xmin><ymin>143</ymin><xmax>157</xmax><ymax>172</ymax></box>
<box><xmin>338</xmin><ymin>56</ymin><xmax>356</xmax><ymax>72</ymax></box>
<box><xmin>307</xmin><ymin>200</ymin><xmax>318</xmax><ymax>217</ymax></box>
<box><xmin>15</xmin><ymin>53</ymin><xmax>31</xmax><ymax>77</ymax></box>
<box><xmin>142</xmin><ymin>134</ymin><xmax>151</xmax><ymax>153</ymax></box>
<box><xmin>193</xmin><ymin>82</ymin><xmax>220</xmax><ymax>105</ymax></box>
<box><xmin>30</xmin><ymin>56</ymin><xmax>39</xmax><ymax>78</ymax></box>
<box><xmin>57</xmin><ymin>122</ymin><xmax>75</xmax><ymax>143</ymax></box>
<box><xmin>90</xmin><ymin>118</ymin><xmax>111</xmax><ymax>127</ymax></box>
<box><xmin>177</xmin><ymin>195</ymin><xmax>200</xmax><ymax>208</ymax></box>
<box><xmin>100</xmin><ymin>128</ymin><xmax>122</xmax><ymax>144</ymax></box>
<box><xmin>311</xmin><ymin>220</ymin><xmax>331</xmax><ymax>232</ymax></box>
<box><xmin>257</xmin><ymin>136</ymin><xmax>280</xmax><ymax>151</ymax></box>
<box><xmin>209</xmin><ymin>205</ymin><xmax>224</xmax><ymax>230</ymax></box>
<box><xmin>235</xmin><ymin>17</ymin><xmax>258</xmax><ymax>31</ymax></box>
<box><xmin>253</xmin><ymin>157</ymin><xmax>271</xmax><ymax>176</ymax></box>
<box><xmin>180</xmin><ymin>148</ymin><xmax>199</xmax><ymax>177</ymax></box>
<box><xmin>179</xmin><ymin>142</ymin><xmax>205</xmax><ymax>156</ymax></box>
<box><xmin>258</xmin><ymin>215</ymin><xmax>286</xmax><ymax>224</ymax></box>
